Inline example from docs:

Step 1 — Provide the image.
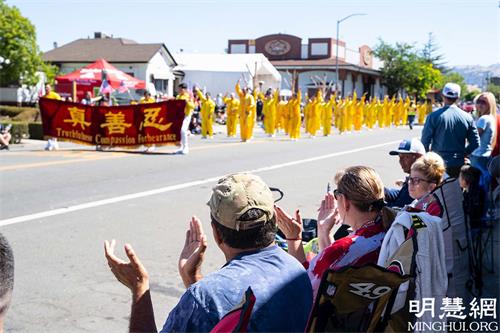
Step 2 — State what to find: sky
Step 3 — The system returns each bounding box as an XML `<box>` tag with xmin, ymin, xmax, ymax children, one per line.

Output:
<box><xmin>6</xmin><ymin>0</ymin><xmax>500</xmax><ymax>67</ymax></box>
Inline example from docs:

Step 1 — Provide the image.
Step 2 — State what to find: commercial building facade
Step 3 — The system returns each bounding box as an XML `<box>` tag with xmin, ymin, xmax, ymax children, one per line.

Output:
<box><xmin>228</xmin><ymin>33</ymin><xmax>385</xmax><ymax>99</ymax></box>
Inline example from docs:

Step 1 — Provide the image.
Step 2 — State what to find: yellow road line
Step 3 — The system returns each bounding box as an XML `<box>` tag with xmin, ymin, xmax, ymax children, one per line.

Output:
<box><xmin>0</xmin><ymin>154</ymin><xmax>127</xmax><ymax>171</ymax></box>
<box><xmin>0</xmin><ymin>139</ymin><xmax>268</xmax><ymax>171</ymax></box>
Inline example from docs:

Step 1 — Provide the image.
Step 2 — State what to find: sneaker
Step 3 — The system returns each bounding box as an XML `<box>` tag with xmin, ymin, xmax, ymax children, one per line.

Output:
<box><xmin>144</xmin><ymin>145</ymin><xmax>156</xmax><ymax>153</ymax></box>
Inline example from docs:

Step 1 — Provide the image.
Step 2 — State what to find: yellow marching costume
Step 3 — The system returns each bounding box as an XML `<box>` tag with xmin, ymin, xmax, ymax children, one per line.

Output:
<box><xmin>303</xmin><ymin>94</ymin><xmax>311</xmax><ymax>135</ymax></box>
<box><xmin>196</xmin><ymin>89</ymin><xmax>215</xmax><ymax>138</ymax></box>
<box><xmin>261</xmin><ymin>89</ymin><xmax>279</xmax><ymax>137</ymax></box>
<box><xmin>276</xmin><ymin>97</ymin><xmax>288</xmax><ymax>133</ymax></box>
<box><xmin>322</xmin><ymin>94</ymin><xmax>335</xmax><ymax>136</ymax></box>
<box><xmin>353</xmin><ymin>94</ymin><xmax>365</xmax><ymax>131</ymax></box>
<box><xmin>176</xmin><ymin>87</ymin><xmax>195</xmax><ymax>154</ymax></box>
<box><xmin>402</xmin><ymin>96</ymin><xmax>411</xmax><ymax>126</ymax></box>
<box><xmin>288</xmin><ymin>90</ymin><xmax>302</xmax><ymax>140</ymax></box>
<box><xmin>223</xmin><ymin>94</ymin><xmax>239</xmax><ymax>137</ymax></box>
<box><xmin>307</xmin><ymin>90</ymin><xmax>323</xmax><ymax>137</ymax></box>
<box><xmin>235</xmin><ymin>82</ymin><xmax>256</xmax><ymax>142</ymax></box>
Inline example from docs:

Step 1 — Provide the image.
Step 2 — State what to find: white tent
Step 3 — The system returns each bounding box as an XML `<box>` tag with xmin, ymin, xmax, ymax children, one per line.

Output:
<box><xmin>174</xmin><ymin>53</ymin><xmax>281</xmax><ymax>95</ymax></box>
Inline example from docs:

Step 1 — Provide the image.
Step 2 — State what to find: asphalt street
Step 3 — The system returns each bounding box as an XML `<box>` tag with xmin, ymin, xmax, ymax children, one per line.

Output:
<box><xmin>0</xmin><ymin>124</ymin><xmax>496</xmax><ymax>332</ymax></box>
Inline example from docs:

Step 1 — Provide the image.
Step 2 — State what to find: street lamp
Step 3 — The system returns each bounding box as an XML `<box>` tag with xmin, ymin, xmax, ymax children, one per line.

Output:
<box><xmin>335</xmin><ymin>13</ymin><xmax>366</xmax><ymax>96</ymax></box>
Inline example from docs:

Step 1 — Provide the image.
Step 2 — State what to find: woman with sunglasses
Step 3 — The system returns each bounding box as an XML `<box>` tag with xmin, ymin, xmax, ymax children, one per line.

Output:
<box><xmin>407</xmin><ymin>152</ymin><xmax>446</xmax><ymax>216</ymax></box>
<box><xmin>471</xmin><ymin>92</ymin><xmax>497</xmax><ymax>175</ymax></box>
<box><xmin>275</xmin><ymin>166</ymin><xmax>394</xmax><ymax>298</ymax></box>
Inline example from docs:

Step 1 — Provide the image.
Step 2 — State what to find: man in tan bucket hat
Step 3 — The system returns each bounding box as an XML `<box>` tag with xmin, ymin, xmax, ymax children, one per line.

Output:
<box><xmin>105</xmin><ymin>173</ymin><xmax>312</xmax><ymax>333</ymax></box>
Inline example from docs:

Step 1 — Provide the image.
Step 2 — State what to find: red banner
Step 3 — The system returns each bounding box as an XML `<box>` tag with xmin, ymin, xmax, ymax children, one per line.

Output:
<box><xmin>39</xmin><ymin>98</ymin><xmax>186</xmax><ymax>147</ymax></box>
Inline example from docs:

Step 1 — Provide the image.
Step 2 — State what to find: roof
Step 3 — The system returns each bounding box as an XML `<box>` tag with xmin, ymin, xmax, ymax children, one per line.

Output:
<box><xmin>271</xmin><ymin>58</ymin><xmax>348</xmax><ymax>67</ymax></box>
<box><xmin>43</xmin><ymin>38</ymin><xmax>176</xmax><ymax>64</ymax></box>
<box><xmin>174</xmin><ymin>53</ymin><xmax>281</xmax><ymax>81</ymax></box>
<box><xmin>271</xmin><ymin>58</ymin><xmax>380</xmax><ymax>75</ymax></box>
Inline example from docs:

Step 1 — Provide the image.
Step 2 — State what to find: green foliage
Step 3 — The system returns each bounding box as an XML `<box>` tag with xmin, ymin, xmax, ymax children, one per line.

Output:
<box><xmin>0</xmin><ymin>1</ymin><xmax>57</xmax><ymax>86</ymax></box>
<box><xmin>0</xmin><ymin>120</ymin><xmax>28</xmax><ymax>143</ymax></box>
<box><xmin>28</xmin><ymin>122</ymin><xmax>43</xmax><ymax>139</ymax></box>
<box><xmin>421</xmin><ymin>32</ymin><xmax>447</xmax><ymax>72</ymax></box>
<box><xmin>0</xmin><ymin>104</ymin><xmax>39</xmax><ymax>117</ymax></box>
<box><xmin>0</xmin><ymin>120</ymin><xmax>43</xmax><ymax>142</ymax></box>
<box><xmin>372</xmin><ymin>39</ymin><xmax>443</xmax><ymax>98</ymax></box>
<box><xmin>463</xmin><ymin>90</ymin><xmax>480</xmax><ymax>102</ymax></box>
<box><xmin>487</xmin><ymin>83</ymin><xmax>500</xmax><ymax>102</ymax></box>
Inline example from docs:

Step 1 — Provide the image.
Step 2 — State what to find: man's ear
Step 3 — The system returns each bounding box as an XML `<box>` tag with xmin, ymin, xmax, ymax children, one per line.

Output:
<box><xmin>211</xmin><ymin>222</ymin><xmax>223</xmax><ymax>245</ymax></box>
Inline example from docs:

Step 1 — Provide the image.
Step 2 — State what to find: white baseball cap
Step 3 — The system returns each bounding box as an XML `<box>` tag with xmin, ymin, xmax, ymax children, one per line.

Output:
<box><xmin>442</xmin><ymin>83</ymin><xmax>461</xmax><ymax>99</ymax></box>
<box><xmin>389</xmin><ymin>138</ymin><xmax>426</xmax><ymax>155</ymax></box>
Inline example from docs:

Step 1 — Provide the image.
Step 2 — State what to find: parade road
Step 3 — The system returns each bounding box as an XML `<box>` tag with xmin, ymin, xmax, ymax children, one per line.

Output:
<box><xmin>0</xmin><ymin>126</ymin><xmax>441</xmax><ymax>332</ymax></box>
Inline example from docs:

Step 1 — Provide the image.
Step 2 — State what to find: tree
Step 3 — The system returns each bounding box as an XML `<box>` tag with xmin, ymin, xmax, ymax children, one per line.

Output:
<box><xmin>406</xmin><ymin>60</ymin><xmax>442</xmax><ymax>99</ymax></box>
<box><xmin>421</xmin><ymin>32</ymin><xmax>447</xmax><ymax>73</ymax></box>
<box><xmin>372</xmin><ymin>39</ymin><xmax>442</xmax><ymax>99</ymax></box>
<box><xmin>0</xmin><ymin>0</ymin><xmax>56</xmax><ymax>86</ymax></box>
<box><xmin>372</xmin><ymin>40</ymin><xmax>416</xmax><ymax>96</ymax></box>
<box><xmin>487</xmin><ymin>83</ymin><xmax>500</xmax><ymax>102</ymax></box>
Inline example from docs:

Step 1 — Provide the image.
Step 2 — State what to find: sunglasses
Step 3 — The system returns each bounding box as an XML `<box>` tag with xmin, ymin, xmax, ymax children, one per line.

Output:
<box><xmin>408</xmin><ymin>176</ymin><xmax>433</xmax><ymax>185</ymax></box>
<box><xmin>333</xmin><ymin>189</ymin><xmax>343</xmax><ymax>200</ymax></box>
<box><xmin>475</xmin><ymin>99</ymin><xmax>487</xmax><ymax>105</ymax></box>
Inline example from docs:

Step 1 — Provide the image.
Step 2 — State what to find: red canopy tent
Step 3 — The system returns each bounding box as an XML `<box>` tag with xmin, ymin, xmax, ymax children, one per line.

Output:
<box><xmin>55</xmin><ymin>58</ymin><xmax>146</xmax><ymax>100</ymax></box>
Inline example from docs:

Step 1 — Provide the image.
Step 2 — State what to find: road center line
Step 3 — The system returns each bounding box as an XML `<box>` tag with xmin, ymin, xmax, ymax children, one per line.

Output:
<box><xmin>0</xmin><ymin>140</ymin><xmax>399</xmax><ymax>227</ymax></box>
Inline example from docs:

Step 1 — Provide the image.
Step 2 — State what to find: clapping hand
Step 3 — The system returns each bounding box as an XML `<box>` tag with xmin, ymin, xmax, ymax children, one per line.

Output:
<box><xmin>317</xmin><ymin>192</ymin><xmax>341</xmax><ymax>250</ymax></box>
<box><xmin>178</xmin><ymin>216</ymin><xmax>207</xmax><ymax>288</ymax></box>
<box><xmin>104</xmin><ymin>240</ymin><xmax>149</xmax><ymax>299</ymax></box>
<box><xmin>275</xmin><ymin>205</ymin><xmax>303</xmax><ymax>240</ymax></box>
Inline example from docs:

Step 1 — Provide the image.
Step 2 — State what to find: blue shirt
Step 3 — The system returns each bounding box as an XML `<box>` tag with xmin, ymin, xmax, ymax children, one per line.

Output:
<box><xmin>385</xmin><ymin>179</ymin><xmax>412</xmax><ymax>208</ymax></box>
<box><xmin>421</xmin><ymin>104</ymin><xmax>479</xmax><ymax>167</ymax></box>
<box><xmin>472</xmin><ymin>115</ymin><xmax>495</xmax><ymax>157</ymax></box>
<box><xmin>160</xmin><ymin>245</ymin><xmax>313</xmax><ymax>332</ymax></box>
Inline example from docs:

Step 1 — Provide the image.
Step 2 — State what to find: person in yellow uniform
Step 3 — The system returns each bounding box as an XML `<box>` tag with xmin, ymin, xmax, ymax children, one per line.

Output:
<box><xmin>337</xmin><ymin>97</ymin><xmax>346</xmax><ymax>134</ymax></box>
<box><xmin>311</xmin><ymin>90</ymin><xmax>324</xmax><ymax>137</ymax></box>
<box><xmin>385</xmin><ymin>96</ymin><xmax>395</xmax><ymax>127</ymax></box>
<box><xmin>260</xmin><ymin>89</ymin><xmax>279</xmax><ymax>137</ymax></box>
<box><xmin>288</xmin><ymin>90</ymin><xmax>302</xmax><ymax>140</ymax></box>
<box><xmin>402</xmin><ymin>95</ymin><xmax>411</xmax><ymax>126</ymax></box>
<box><xmin>333</xmin><ymin>95</ymin><xmax>341</xmax><ymax>131</ymax></box>
<box><xmin>43</xmin><ymin>83</ymin><xmax>62</xmax><ymax>151</ymax></box>
<box><xmin>342</xmin><ymin>96</ymin><xmax>356</xmax><ymax>133</ymax></box>
<box><xmin>377</xmin><ymin>96</ymin><xmax>386</xmax><ymax>128</ymax></box>
<box><xmin>175</xmin><ymin>83</ymin><xmax>195</xmax><ymax>155</ymax></box>
<box><xmin>303</xmin><ymin>94</ymin><xmax>311</xmax><ymax>135</ymax></box>
<box><xmin>366</xmin><ymin>97</ymin><xmax>377</xmax><ymax>129</ymax></box>
<box><xmin>196</xmin><ymin>88</ymin><xmax>216</xmax><ymax>138</ymax></box>
<box><xmin>275</xmin><ymin>96</ymin><xmax>287</xmax><ymax>133</ymax></box>
<box><xmin>345</xmin><ymin>92</ymin><xmax>357</xmax><ymax>132</ymax></box>
<box><xmin>284</xmin><ymin>98</ymin><xmax>292</xmax><ymax>135</ymax></box>
<box><xmin>322</xmin><ymin>93</ymin><xmax>335</xmax><ymax>136</ymax></box>
<box><xmin>223</xmin><ymin>93</ymin><xmax>239</xmax><ymax>137</ymax></box>
<box><xmin>139</xmin><ymin>91</ymin><xmax>155</xmax><ymax>104</ymax></box>
<box><xmin>407</xmin><ymin>99</ymin><xmax>417</xmax><ymax>130</ymax></box>
<box><xmin>235</xmin><ymin>80</ymin><xmax>255</xmax><ymax>142</ymax></box>
<box><xmin>393</xmin><ymin>96</ymin><xmax>402</xmax><ymax>126</ymax></box>
<box><xmin>353</xmin><ymin>94</ymin><xmax>365</xmax><ymax>131</ymax></box>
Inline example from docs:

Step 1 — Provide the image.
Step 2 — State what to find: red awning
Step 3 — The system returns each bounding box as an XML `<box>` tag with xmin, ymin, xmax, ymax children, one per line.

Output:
<box><xmin>56</xmin><ymin>58</ymin><xmax>146</xmax><ymax>90</ymax></box>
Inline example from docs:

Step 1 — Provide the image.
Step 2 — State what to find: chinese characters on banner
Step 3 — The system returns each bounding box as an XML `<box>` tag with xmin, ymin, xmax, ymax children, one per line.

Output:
<box><xmin>39</xmin><ymin>98</ymin><xmax>186</xmax><ymax>147</ymax></box>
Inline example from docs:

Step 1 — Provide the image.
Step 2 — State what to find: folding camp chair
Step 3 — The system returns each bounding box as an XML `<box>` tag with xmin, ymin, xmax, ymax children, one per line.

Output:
<box><xmin>305</xmin><ymin>264</ymin><xmax>409</xmax><ymax>332</ymax></box>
